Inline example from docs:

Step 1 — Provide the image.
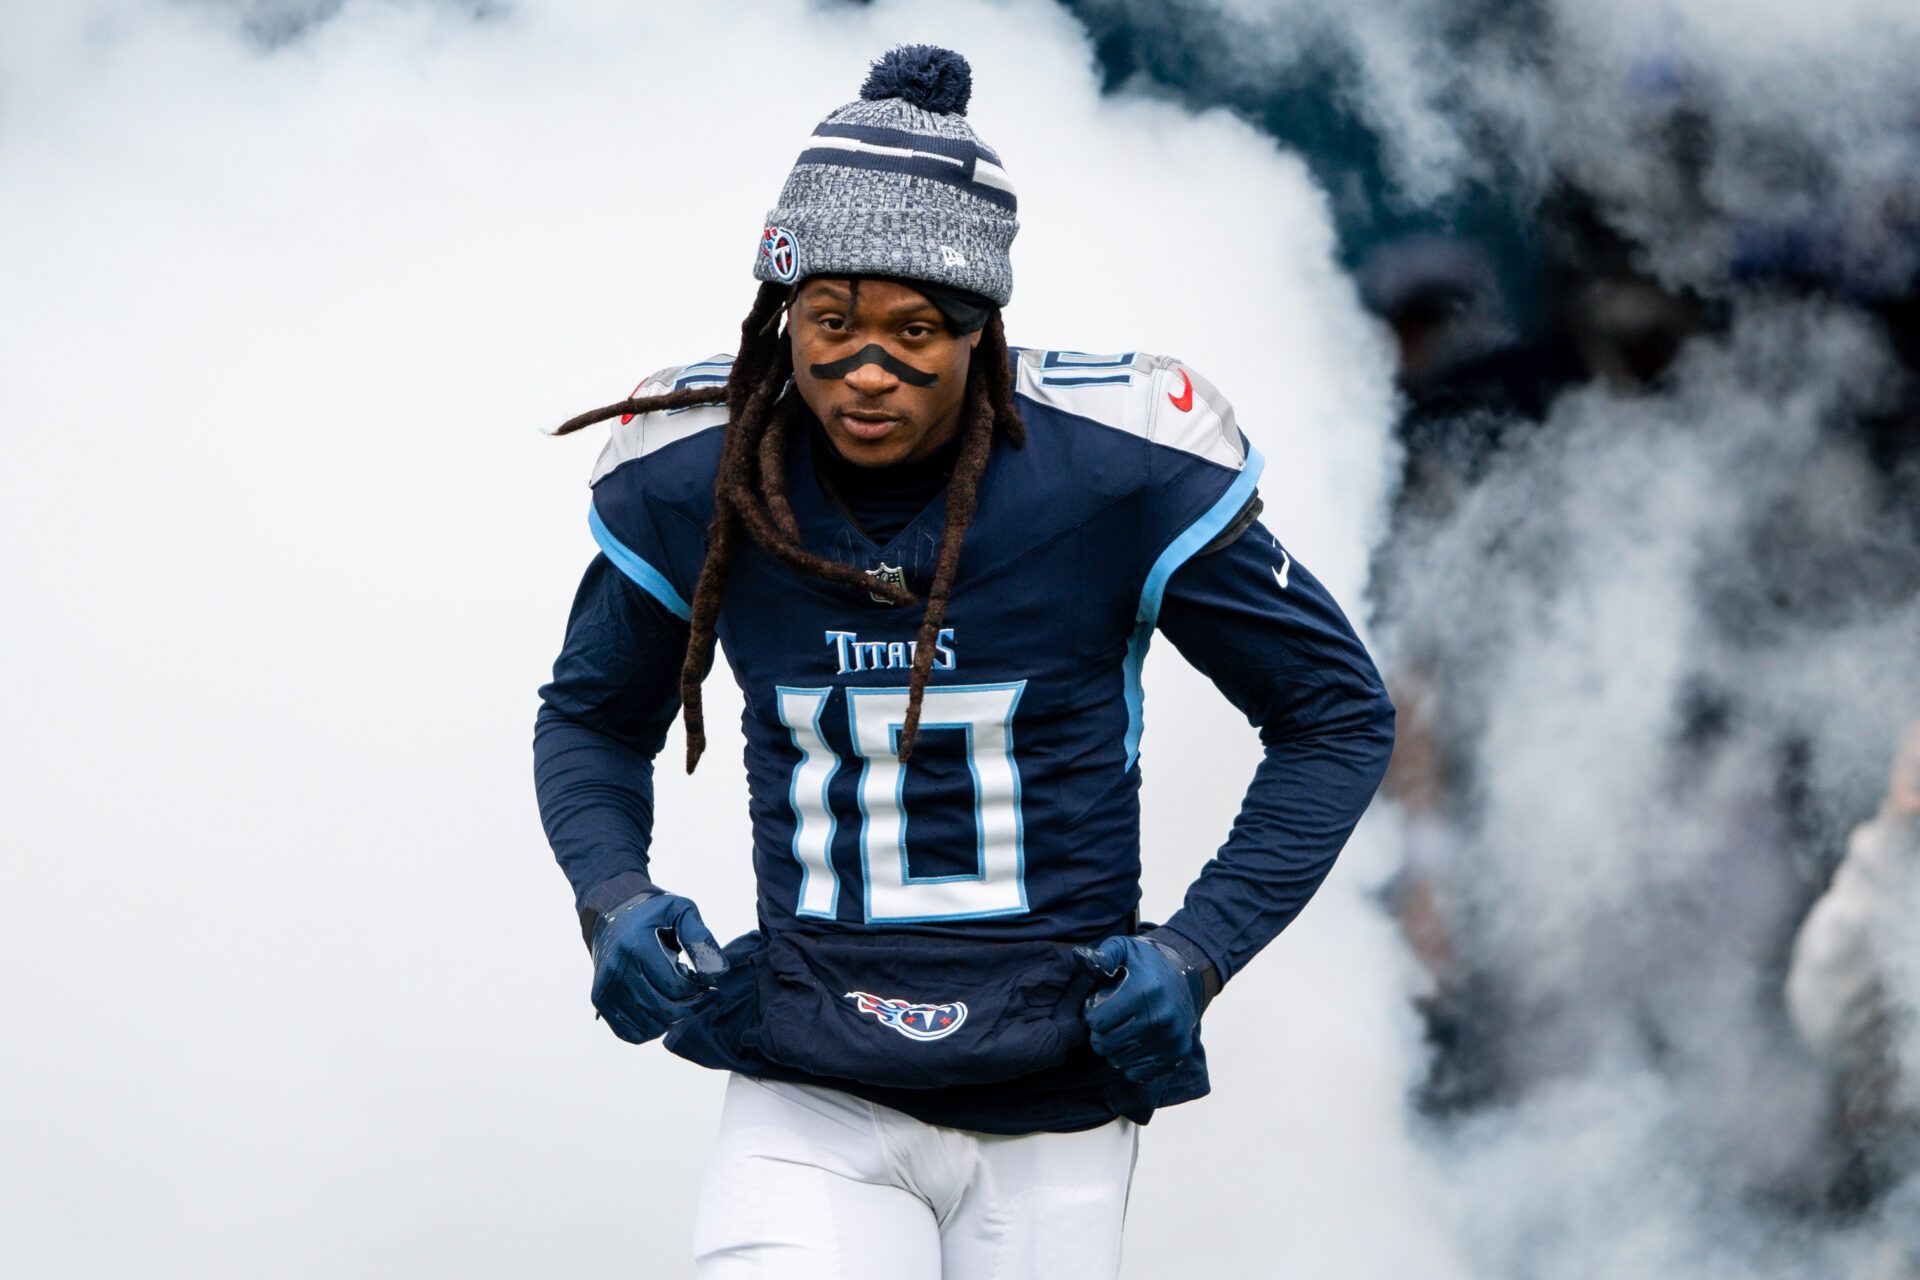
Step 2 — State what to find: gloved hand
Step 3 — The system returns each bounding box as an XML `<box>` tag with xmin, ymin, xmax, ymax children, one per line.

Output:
<box><xmin>1075</xmin><ymin>931</ymin><xmax>1216</xmax><ymax>1083</ymax></box>
<box><xmin>590</xmin><ymin>890</ymin><xmax>730</xmax><ymax>1045</ymax></box>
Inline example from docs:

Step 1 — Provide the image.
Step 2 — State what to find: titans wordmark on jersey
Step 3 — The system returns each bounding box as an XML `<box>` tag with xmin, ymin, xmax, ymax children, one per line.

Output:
<box><xmin>586</xmin><ymin>347</ymin><xmax>1260</xmax><ymax>944</ymax></box>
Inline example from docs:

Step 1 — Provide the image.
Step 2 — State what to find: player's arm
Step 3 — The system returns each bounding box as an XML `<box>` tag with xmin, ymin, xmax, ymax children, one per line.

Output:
<box><xmin>534</xmin><ymin>553</ymin><xmax>726</xmax><ymax>1042</ymax></box>
<box><xmin>1067</xmin><ymin>360</ymin><xmax>1392</xmax><ymax>1079</ymax></box>
<box><xmin>1150</xmin><ymin>520</ymin><xmax>1395</xmax><ymax>982</ymax></box>
<box><xmin>1079</xmin><ymin>516</ymin><xmax>1393</xmax><ymax>1081</ymax></box>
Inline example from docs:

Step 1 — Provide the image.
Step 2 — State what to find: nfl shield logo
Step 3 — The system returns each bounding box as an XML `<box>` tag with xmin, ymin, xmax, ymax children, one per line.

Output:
<box><xmin>866</xmin><ymin>562</ymin><xmax>905</xmax><ymax>603</ymax></box>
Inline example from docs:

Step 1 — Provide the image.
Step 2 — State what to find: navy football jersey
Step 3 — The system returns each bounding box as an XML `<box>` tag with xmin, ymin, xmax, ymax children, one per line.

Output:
<box><xmin>587</xmin><ymin>348</ymin><xmax>1258</xmax><ymax>944</ymax></box>
<box><xmin>538</xmin><ymin>345</ymin><xmax>1394</xmax><ymax>1133</ymax></box>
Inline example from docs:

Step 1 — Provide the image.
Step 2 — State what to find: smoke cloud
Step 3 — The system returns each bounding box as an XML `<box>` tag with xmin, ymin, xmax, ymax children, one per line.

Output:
<box><xmin>1070</xmin><ymin>0</ymin><xmax>1920</xmax><ymax>293</ymax></box>
<box><xmin>1062</xmin><ymin>0</ymin><xmax>1920</xmax><ymax>1272</ymax></box>
<box><xmin>1379</xmin><ymin>302</ymin><xmax>1920</xmax><ymax>1276</ymax></box>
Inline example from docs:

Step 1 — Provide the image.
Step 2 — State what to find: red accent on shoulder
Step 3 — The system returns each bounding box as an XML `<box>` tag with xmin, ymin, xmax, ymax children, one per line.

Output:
<box><xmin>1168</xmin><ymin>367</ymin><xmax>1194</xmax><ymax>413</ymax></box>
<box><xmin>619</xmin><ymin>378</ymin><xmax>646</xmax><ymax>426</ymax></box>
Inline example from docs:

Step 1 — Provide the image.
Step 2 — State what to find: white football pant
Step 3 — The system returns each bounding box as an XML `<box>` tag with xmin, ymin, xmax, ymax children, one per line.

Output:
<box><xmin>693</xmin><ymin>1073</ymin><xmax>1138</xmax><ymax>1279</ymax></box>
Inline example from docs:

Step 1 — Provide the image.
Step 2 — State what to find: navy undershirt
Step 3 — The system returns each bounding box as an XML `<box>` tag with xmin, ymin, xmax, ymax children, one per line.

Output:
<box><xmin>809</xmin><ymin>421</ymin><xmax>962</xmax><ymax>546</ymax></box>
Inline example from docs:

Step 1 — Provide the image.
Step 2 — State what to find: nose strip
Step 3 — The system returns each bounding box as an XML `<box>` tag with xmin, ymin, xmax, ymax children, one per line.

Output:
<box><xmin>810</xmin><ymin>344</ymin><xmax>939</xmax><ymax>387</ymax></box>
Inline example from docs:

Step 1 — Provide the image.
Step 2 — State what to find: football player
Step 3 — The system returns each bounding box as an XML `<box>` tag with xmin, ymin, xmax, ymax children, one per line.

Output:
<box><xmin>535</xmin><ymin>45</ymin><xmax>1395</xmax><ymax>1279</ymax></box>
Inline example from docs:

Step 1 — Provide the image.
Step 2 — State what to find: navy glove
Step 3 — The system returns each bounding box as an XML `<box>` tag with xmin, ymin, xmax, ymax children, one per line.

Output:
<box><xmin>589</xmin><ymin>890</ymin><xmax>730</xmax><ymax>1045</ymax></box>
<box><xmin>1075</xmin><ymin>931</ymin><xmax>1218</xmax><ymax>1083</ymax></box>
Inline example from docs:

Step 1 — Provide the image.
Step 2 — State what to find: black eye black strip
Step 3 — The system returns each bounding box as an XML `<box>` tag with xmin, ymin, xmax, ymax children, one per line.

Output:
<box><xmin>810</xmin><ymin>344</ymin><xmax>939</xmax><ymax>387</ymax></box>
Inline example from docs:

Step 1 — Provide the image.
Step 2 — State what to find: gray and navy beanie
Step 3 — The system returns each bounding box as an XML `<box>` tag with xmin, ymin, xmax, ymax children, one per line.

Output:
<box><xmin>752</xmin><ymin>45</ymin><xmax>1018</xmax><ymax>310</ymax></box>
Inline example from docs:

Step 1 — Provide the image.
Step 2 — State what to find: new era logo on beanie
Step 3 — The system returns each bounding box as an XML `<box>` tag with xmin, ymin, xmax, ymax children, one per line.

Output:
<box><xmin>752</xmin><ymin>45</ymin><xmax>1018</xmax><ymax>308</ymax></box>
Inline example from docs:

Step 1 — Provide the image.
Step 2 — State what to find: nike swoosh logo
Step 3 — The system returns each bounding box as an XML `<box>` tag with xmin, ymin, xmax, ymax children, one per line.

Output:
<box><xmin>1273</xmin><ymin>548</ymin><xmax>1291</xmax><ymax>590</ymax></box>
<box><xmin>1168</xmin><ymin>368</ymin><xmax>1194</xmax><ymax>413</ymax></box>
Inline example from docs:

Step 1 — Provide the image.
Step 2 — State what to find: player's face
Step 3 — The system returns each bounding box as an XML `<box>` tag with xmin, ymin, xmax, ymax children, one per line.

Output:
<box><xmin>788</xmin><ymin>278</ymin><xmax>983</xmax><ymax>468</ymax></box>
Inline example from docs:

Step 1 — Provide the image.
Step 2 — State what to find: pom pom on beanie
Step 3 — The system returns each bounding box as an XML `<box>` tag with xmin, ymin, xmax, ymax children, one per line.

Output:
<box><xmin>860</xmin><ymin>45</ymin><xmax>973</xmax><ymax>116</ymax></box>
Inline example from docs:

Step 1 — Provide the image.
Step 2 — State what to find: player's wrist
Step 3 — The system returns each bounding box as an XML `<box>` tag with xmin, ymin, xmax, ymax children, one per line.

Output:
<box><xmin>1141</xmin><ymin>927</ymin><xmax>1221</xmax><ymax>1017</ymax></box>
<box><xmin>577</xmin><ymin>869</ymin><xmax>663</xmax><ymax>948</ymax></box>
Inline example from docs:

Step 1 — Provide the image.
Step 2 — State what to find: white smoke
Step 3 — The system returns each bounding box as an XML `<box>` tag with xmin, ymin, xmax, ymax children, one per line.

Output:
<box><xmin>1076</xmin><ymin>0</ymin><xmax>1920</xmax><ymax>291</ymax></box>
<box><xmin>1376</xmin><ymin>301</ymin><xmax>1920</xmax><ymax>1275</ymax></box>
<box><xmin>0</xmin><ymin>1</ymin><xmax>1452</xmax><ymax>1277</ymax></box>
<box><xmin>1065</xmin><ymin>0</ymin><xmax>1920</xmax><ymax>1268</ymax></box>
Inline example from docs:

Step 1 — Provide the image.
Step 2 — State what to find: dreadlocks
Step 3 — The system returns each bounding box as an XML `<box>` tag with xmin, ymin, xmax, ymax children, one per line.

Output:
<box><xmin>554</xmin><ymin>281</ymin><xmax>1026</xmax><ymax>773</ymax></box>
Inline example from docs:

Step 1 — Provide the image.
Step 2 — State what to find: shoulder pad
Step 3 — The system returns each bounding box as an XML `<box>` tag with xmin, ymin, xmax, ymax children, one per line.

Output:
<box><xmin>1011</xmin><ymin>348</ymin><xmax>1249</xmax><ymax>471</ymax></box>
<box><xmin>588</xmin><ymin>353</ymin><xmax>733</xmax><ymax>486</ymax></box>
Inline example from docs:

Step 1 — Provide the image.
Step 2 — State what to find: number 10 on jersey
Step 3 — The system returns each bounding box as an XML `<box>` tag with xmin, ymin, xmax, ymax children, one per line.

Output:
<box><xmin>775</xmin><ymin>681</ymin><xmax>1029</xmax><ymax>923</ymax></box>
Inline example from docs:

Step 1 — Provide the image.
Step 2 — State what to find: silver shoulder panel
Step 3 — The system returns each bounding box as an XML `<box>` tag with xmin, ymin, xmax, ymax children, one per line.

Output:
<box><xmin>588</xmin><ymin>353</ymin><xmax>733</xmax><ymax>486</ymax></box>
<box><xmin>1011</xmin><ymin>347</ymin><xmax>1248</xmax><ymax>470</ymax></box>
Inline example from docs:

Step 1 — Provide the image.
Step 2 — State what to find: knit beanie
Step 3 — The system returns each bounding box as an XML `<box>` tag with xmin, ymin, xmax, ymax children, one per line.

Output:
<box><xmin>752</xmin><ymin>45</ymin><xmax>1018</xmax><ymax>308</ymax></box>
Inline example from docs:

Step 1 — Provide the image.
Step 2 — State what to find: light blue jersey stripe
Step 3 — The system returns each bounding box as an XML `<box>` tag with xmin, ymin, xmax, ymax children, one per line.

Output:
<box><xmin>1122</xmin><ymin>443</ymin><xmax>1265</xmax><ymax>770</ymax></box>
<box><xmin>588</xmin><ymin>503</ymin><xmax>692</xmax><ymax>621</ymax></box>
<box><xmin>1136</xmin><ymin>443</ymin><xmax>1265</xmax><ymax>627</ymax></box>
<box><xmin>1121</xmin><ymin>623</ymin><xmax>1152</xmax><ymax>771</ymax></box>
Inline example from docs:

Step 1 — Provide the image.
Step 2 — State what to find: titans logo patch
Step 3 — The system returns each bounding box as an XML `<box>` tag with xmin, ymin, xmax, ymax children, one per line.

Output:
<box><xmin>759</xmin><ymin>225</ymin><xmax>799</xmax><ymax>283</ymax></box>
<box><xmin>845</xmin><ymin>991</ymin><xmax>969</xmax><ymax>1041</ymax></box>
